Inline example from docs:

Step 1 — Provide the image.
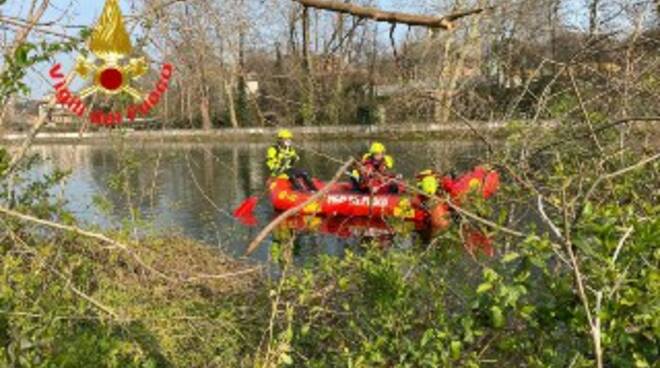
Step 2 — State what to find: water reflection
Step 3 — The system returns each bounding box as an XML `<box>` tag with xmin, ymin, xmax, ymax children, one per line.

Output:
<box><xmin>30</xmin><ymin>138</ymin><xmax>487</xmax><ymax>261</ymax></box>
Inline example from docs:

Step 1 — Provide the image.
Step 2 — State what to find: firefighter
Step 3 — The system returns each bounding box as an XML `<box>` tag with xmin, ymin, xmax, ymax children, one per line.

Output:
<box><xmin>266</xmin><ymin>129</ymin><xmax>316</xmax><ymax>191</ymax></box>
<box><xmin>417</xmin><ymin>169</ymin><xmax>440</xmax><ymax>197</ymax></box>
<box><xmin>351</xmin><ymin>142</ymin><xmax>399</xmax><ymax>193</ymax></box>
<box><xmin>415</xmin><ymin>169</ymin><xmax>451</xmax><ymax>230</ymax></box>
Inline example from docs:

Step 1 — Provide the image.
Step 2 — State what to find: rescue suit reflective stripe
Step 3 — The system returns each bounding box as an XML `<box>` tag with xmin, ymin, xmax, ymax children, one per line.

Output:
<box><xmin>266</xmin><ymin>146</ymin><xmax>300</xmax><ymax>177</ymax></box>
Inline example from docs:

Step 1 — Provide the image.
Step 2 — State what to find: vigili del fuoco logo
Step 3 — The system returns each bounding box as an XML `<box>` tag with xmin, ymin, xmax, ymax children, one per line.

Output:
<box><xmin>48</xmin><ymin>0</ymin><xmax>173</xmax><ymax>126</ymax></box>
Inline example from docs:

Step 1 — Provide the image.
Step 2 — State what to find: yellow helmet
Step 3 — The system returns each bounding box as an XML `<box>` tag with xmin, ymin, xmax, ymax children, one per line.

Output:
<box><xmin>277</xmin><ymin>129</ymin><xmax>293</xmax><ymax>140</ymax></box>
<box><xmin>419</xmin><ymin>175</ymin><xmax>439</xmax><ymax>196</ymax></box>
<box><xmin>369</xmin><ymin>142</ymin><xmax>386</xmax><ymax>155</ymax></box>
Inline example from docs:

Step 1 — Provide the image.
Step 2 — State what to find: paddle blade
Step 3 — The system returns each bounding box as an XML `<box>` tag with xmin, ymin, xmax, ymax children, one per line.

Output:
<box><xmin>233</xmin><ymin>196</ymin><xmax>258</xmax><ymax>218</ymax></box>
<box><xmin>238</xmin><ymin>214</ymin><xmax>258</xmax><ymax>227</ymax></box>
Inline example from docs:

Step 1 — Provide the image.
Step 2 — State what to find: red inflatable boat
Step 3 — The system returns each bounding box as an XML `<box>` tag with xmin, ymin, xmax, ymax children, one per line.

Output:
<box><xmin>269</xmin><ymin>166</ymin><xmax>500</xmax><ymax>228</ymax></box>
<box><xmin>270</xmin><ymin>178</ymin><xmax>426</xmax><ymax>220</ymax></box>
<box><xmin>277</xmin><ymin>214</ymin><xmax>495</xmax><ymax>256</ymax></box>
<box><xmin>279</xmin><ymin>215</ymin><xmax>424</xmax><ymax>239</ymax></box>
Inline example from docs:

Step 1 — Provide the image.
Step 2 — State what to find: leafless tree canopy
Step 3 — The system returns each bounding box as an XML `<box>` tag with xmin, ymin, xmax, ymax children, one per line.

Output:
<box><xmin>0</xmin><ymin>0</ymin><xmax>658</xmax><ymax>130</ymax></box>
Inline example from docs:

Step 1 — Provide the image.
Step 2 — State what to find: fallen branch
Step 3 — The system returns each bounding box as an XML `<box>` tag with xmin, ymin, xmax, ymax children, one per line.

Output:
<box><xmin>181</xmin><ymin>267</ymin><xmax>263</xmax><ymax>282</ymax></box>
<box><xmin>292</xmin><ymin>0</ymin><xmax>486</xmax><ymax>30</ymax></box>
<box><xmin>0</xmin><ymin>205</ymin><xmax>261</xmax><ymax>283</ymax></box>
<box><xmin>245</xmin><ymin>158</ymin><xmax>355</xmax><ymax>256</ymax></box>
<box><xmin>0</xmin><ymin>207</ymin><xmax>262</xmax><ymax>283</ymax></box>
<box><xmin>0</xmin><ymin>205</ymin><xmax>173</xmax><ymax>281</ymax></box>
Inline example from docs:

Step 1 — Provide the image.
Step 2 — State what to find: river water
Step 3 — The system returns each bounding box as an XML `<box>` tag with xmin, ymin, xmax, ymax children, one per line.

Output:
<box><xmin>28</xmin><ymin>138</ymin><xmax>488</xmax><ymax>261</ymax></box>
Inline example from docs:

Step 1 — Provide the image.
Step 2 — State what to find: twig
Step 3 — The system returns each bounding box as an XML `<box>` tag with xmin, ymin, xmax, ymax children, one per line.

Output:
<box><xmin>612</xmin><ymin>226</ymin><xmax>634</xmax><ymax>264</ymax></box>
<box><xmin>453</xmin><ymin>112</ymin><xmax>495</xmax><ymax>154</ymax></box>
<box><xmin>445</xmin><ymin>197</ymin><xmax>526</xmax><ymax>238</ymax></box>
<box><xmin>3</xmin><ymin>0</ymin><xmax>51</xmax><ymax>57</ymax></box>
<box><xmin>245</xmin><ymin>158</ymin><xmax>354</xmax><ymax>255</ymax></box>
<box><xmin>181</xmin><ymin>267</ymin><xmax>262</xmax><ymax>282</ymax></box>
<box><xmin>583</xmin><ymin>153</ymin><xmax>660</xmax><ymax>205</ymax></box>
<box><xmin>4</xmin><ymin>71</ymin><xmax>75</xmax><ymax>176</ymax></box>
<box><xmin>0</xmin><ymin>16</ymin><xmax>79</xmax><ymax>40</ymax></box>
<box><xmin>536</xmin><ymin>195</ymin><xmax>571</xmax><ymax>266</ymax></box>
<box><xmin>537</xmin><ymin>195</ymin><xmax>564</xmax><ymax>241</ymax></box>
<box><xmin>572</xmin><ymin>152</ymin><xmax>660</xmax><ymax>230</ymax></box>
<box><xmin>531</xmin><ymin>117</ymin><xmax>659</xmax><ymax>156</ymax></box>
<box><xmin>568</xmin><ymin>68</ymin><xmax>604</xmax><ymax>154</ymax></box>
<box><xmin>562</xmin><ymin>185</ymin><xmax>602</xmax><ymax>368</ymax></box>
<box><xmin>125</xmin><ymin>0</ymin><xmax>191</xmax><ymax>20</ymax></box>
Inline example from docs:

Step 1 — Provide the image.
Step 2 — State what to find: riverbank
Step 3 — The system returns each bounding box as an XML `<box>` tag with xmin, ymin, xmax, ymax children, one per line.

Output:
<box><xmin>1</xmin><ymin>121</ymin><xmax>555</xmax><ymax>145</ymax></box>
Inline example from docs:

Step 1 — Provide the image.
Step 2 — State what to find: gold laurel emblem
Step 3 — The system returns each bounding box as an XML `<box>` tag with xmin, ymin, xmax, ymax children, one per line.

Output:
<box><xmin>76</xmin><ymin>0</ymin><xmax>147</xmax><ymax>101</ymax></box>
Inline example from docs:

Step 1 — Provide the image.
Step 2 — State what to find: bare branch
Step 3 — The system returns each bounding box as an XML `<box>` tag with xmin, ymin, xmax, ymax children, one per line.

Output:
<box><xmin>0</xmin><ymin>16</ymin><xmax>79</xmax><ymax>40</ymax></box>
<box><xmin>582</xmin><ymin>152</ymin><xmax>660</xmax><ymax>206</ymax></box>
<box><xmin>612</xmin><ymin>226</ymin><xmax>634</xmax><ymax>264</ymax></box>
<box><xmin>292</xmin><ymin>0</ymin><xmax>487</xmax><ymax>30</ymax></box>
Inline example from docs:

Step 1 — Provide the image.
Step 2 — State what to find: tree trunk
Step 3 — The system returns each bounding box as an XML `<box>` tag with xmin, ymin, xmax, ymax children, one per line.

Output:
<box><xmin>589</xmin><ymin>0</ymin><xmax>600</xmax><ymax>36</ymax></box>
<box><xmin>225</xmin><ymin>71</ymin><xmax>239</xmax><ymax>129</ymax></box>
<box><xmin>179</xmin><ymin>82</ymin><xmax>185</xmax><ymax>123</ymax></box>
<box><xmin>200</xmin><ymin>93</ymin><xmax>212</xmax><ymax>130</ymax></box>
<box><xmin>434</xmin><ymin>10</ymin><xmax>482</xmax><ymax>124</ymax></box>
<box><xmin>434</xmin><ymin>36</ymin><xmax>457</xmax><ymax>124</ymax></box>
<box><xmin>302</xmin><ymin>5</ymin><xmax>312</xmax><ymax>73</ymax></box>
<box><xmin>164</xmin><ymin>88</ymin><xmax>169</xmax><ymax>125</ymax></box>
<box><xmin>289</xmin><ymin>6</ymin><xmax>298</xmax><ymax>54</ymax></box>
<box><xmin>187</xmin><ymin>87</ymin><xmax>193</xmax><ymax>127</ymax></box>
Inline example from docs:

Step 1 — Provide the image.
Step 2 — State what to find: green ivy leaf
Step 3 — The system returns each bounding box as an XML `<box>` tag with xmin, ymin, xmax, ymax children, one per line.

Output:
<box><xmin>476</xmin><ymin>282</ymin><xmax>493</xmax><ymax>294</ymax></box>
<box><xmin>280</xmin><ymin>353</ymin><xmax>293</xmax><ymax>366</ymax></box>
<box><xmin>14</xmin><ymin>43</ymin><xmax>36</xmax><ymax>67</ymax></box>
<box><xmin>450</xmin><ymin>340</ymin><xmax>462</xmax><ymax>360</ymax></box>
<box><xmin>490</xmin><ymin>306</ymin><xmax>504</xmax><ymax>328</ymax></box>
<box><xmin>502</xmin><ymin>252</ymin><xmax>520</xmax><ymax>263</ymax></box>
<box><xmin>483</xmin><ymin>268</ymin><xmax>499</xmax><ymax>282</ymax></box>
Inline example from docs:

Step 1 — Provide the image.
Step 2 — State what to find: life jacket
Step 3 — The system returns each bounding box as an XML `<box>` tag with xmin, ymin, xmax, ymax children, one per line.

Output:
<box><xmin>266</xmin><ymin>145</ymin><xmax>299</xmax><ymax>177</ymax></box>
<box><xmin>353</xmin><ymin>154</ymin><xmax>393</xmax><ymax>179</ymax></box>
<box><xmin>348</xmin><ymin>154</ymin><xmax>394</xmax><ymax>193</ymax></box>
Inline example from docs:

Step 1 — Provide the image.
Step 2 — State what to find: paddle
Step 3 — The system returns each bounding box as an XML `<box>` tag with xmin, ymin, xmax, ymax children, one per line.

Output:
<box><xmin>233</xmin><ymin>196</ymin><xmax>259</xmax><ymax>219</ymax></box>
